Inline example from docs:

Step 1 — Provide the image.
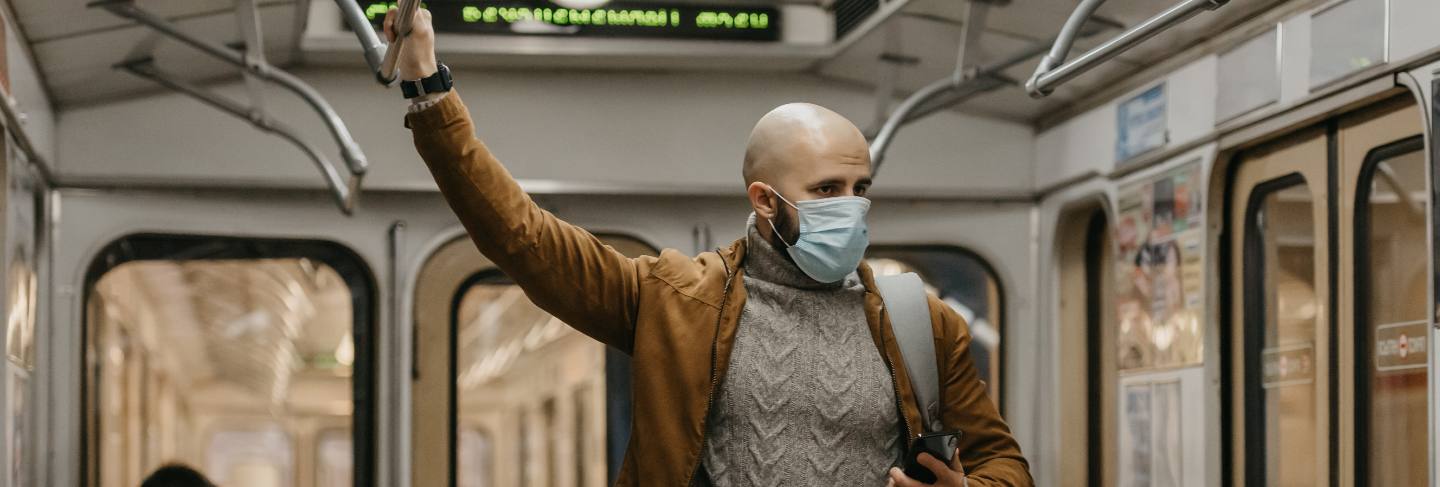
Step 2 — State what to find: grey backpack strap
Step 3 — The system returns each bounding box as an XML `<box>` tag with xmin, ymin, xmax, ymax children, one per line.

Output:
<box><xmin>875</xmin><ymin>272</ymin><xmax>941</xmax><ymax>433</ymax></box>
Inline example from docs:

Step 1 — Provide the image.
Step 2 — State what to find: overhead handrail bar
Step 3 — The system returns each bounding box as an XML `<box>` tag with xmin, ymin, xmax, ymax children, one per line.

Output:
<box><xmin>91</xmin><ymin>0</ymin><xmax>368</xmax><ymax>214</ymax></box>
<box><xmin>869</xmin><ymin>0</ymin><xmax>993</xmax><ymax>175</ymax></box>
<box><xmin>93</xmin><ymin>0</ymin><xmax>369</xmax><ymax>177</ymax></box>
<box><xmin>335</xmin><ymin>0</ymin><xmax>388</xmax><ymax>80</ymax></box>
<box><xmin>869</xmin><ymin>3</ymin><xmax>1118</xmax><ymax>173</ymax></box>
<box><xmin>1025</xmin><ymin>0</ymin><xmax>1226</xmax><ymax>98</ymax></box>
<box><xmin>334</xmin><ymin>0</ymin><xmax>423</xmax><ymax>85</ymax></box>
<box><xmin>119</xmin><ymin>59</ymin><xmax>361</xmax><ymax>214</ymax></box>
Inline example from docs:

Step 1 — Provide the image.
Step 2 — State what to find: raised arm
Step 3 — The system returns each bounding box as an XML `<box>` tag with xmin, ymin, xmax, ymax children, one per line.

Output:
<box><xmin>395</xmin><ymin>9</ymin><xmax>644</xmax><ymax>353</ymax></box>
<box><xmin>931</xmin><ymin>295</ymin><xmax>1033</xmax><ymax>486</ymax></box>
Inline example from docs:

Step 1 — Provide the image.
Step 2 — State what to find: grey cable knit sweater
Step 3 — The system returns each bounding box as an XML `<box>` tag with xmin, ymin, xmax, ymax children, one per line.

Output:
<box><xmin>698</xmin><ymin>220</ymin><xmax>903</xmax><ymax>486</ymax></box>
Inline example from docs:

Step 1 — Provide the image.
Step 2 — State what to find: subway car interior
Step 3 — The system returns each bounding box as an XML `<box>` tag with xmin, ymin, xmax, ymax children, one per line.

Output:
<box><xmin>0</xmin><ymin>0</ymin><xmax>1436</xmax><ymax>485</ymax></box>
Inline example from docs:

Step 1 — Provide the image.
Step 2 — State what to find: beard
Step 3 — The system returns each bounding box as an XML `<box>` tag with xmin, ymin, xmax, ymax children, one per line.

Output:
<box><xmin>766</xmin><ymin>201</ymin><xmax>800</xmax><ymax>253</ymax></box>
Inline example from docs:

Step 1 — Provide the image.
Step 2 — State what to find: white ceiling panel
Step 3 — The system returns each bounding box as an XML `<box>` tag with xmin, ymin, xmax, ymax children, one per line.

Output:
<box><xmin>34</xmin><ymin>2</ymin><xmax>298</xmax><ymax>106</ymax></box>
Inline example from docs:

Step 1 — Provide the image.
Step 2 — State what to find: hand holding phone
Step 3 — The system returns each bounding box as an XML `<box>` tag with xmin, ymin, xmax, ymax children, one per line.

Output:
<box><xmin>901</xmin><ymin>431</ymin><xmax>962</xmax><ymax>484</ymax></box>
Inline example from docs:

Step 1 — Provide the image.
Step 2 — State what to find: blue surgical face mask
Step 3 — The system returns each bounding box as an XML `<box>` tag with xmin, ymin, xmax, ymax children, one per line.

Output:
<box><xmin>766</xmin><ymin>186</ymin><xmax>872</xmax><ymax>283</ymax></box>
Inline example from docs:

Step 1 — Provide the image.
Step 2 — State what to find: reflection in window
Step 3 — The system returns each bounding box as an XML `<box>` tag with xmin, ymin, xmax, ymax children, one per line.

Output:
<box><xmin>206</xmin><ymin>428</ymin><xmax>293</xmax><ymax>487</ymax></box>
<box><xmin>1357</xmin><ymin>145</ymin><xmax>1428</xmax><ymax>486</ymax></box>
<box><xmin>1248</xmin><ymin>181</ymin><xmax>1319</xmax><ymax>487</ymax></box>
<box><xmin>316</xmin><ymin>429</ymin><xmax>354</xmax><ymax>487</ymax></box>
<box><xmin>452</xmin><ymin>237</ymin><xmax>653</xmax><ymax>487</ymax></box>
<box><xmin>90</xmin><ymin>257</ymin><xmax>357</xmax><ymax>487</ymax></box>
<box><xmin>866</xmin><ymin>248</ymin><xmax>1003</xmax><ymax>404</ymax></box>
<box><xmin>457</xmin><ymin>428</ymin><xmax>494</xmax><ymax>487</ymax></box>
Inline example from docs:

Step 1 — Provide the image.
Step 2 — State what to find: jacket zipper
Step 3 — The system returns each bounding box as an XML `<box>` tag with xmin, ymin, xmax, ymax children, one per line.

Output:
<box><xmin>880</xmin><ymin>305</ymin><xmax>915</xmax><ymax>447</ymax></box>
<box><xmin>686</xmin><ymin>254</ymin><xmax>735</xmax><ymax>486</ymax></box>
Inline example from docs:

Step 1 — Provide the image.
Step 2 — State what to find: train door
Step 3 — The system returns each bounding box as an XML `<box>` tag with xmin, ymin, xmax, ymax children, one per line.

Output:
<box><xmin>1337</xmin><ymin>102</ymin><xmax>1427</xmax><ymax>487</ymax></box>
<box><xmin>41</xmin><ymin>189</ymin><xmax>409</xmax><ymax>487</ymax></box>
<box><xmin>1226</xmin><ymin>97</ymin><xmax>1426</xmax><ymax>487</ymax></box>
<box><xmin>409</xmin><ymin>232</ymin><xmax>657</xmax><ymax>487</ymax></box>
<box><xmin>1055</xmin><ymin>202</ymin><xmax>1115</xmax><ymax>487</ymax></box>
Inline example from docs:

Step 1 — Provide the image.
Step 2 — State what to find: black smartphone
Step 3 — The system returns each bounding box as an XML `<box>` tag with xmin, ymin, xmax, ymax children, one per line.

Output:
<box><xmin>902</xmin><ymin>431</ymin><xmax>962</xmax><ymax>484</ymax></box>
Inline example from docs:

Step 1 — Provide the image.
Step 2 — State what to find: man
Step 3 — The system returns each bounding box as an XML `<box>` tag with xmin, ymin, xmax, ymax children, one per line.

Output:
<box><xmin>140</xmin><ymin>464</ymin><xmax>216</xmax><ymax>487</ymax></box>
<box><xmin>388</xmin><ymin>8</ymin><xmax>1030</xmax><ymax>487</ymax></box>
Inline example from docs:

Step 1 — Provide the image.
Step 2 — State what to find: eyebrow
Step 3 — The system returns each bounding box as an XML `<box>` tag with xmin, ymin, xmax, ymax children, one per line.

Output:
<box><xmin>811</xmin><ymin>177</ymin><xmax>873</xmax><ymax>187</ymax></box>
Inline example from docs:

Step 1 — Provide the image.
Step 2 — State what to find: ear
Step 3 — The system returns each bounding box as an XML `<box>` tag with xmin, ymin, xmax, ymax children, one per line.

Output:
<box><xmin>747</xmin><ymin>182</ymin><xmax>778</xmax><ymax>219</ymax></box>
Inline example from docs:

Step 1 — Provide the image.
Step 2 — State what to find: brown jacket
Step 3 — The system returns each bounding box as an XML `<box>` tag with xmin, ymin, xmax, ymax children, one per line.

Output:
<box><xmin>408</xmin><ymin>91</ymin><xmax>1032</xmax><ymax>486</ymax></box>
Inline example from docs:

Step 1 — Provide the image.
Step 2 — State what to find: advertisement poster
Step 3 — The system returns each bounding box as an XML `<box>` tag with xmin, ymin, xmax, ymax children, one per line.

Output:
<box><xmin>1120</xmin><ymin>378</ymin><xmax>1188</xmax><ymax>487</ymax></box>
<box><xmin>1117</xmin><ymin>83</ymin><xmax>1167</xmax><ymax>163</ymax></box>
<box><xmin>1151</xmin><ymin>381</ymin><xmax>1182</xmax><ymax>487</ymax></box>
<box><xmin>1120</xmin><ymin>384</ymin><xmax>1153</xmax><ymax>487</ymax></box>
<box><xmin>1115</xmin><ymin>161</ymin><xmax>1205</xmax><ymax>371</ymax></box>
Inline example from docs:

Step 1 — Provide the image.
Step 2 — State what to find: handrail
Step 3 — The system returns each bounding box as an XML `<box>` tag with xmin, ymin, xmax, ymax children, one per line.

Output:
<box><xmin>334</xmin><ymin>0</ymin><xmax>423</xmax><ymax>85</ymax></box>
<box><xmin>335</xmin><ymin>0</ymin><xmax>388</xmax><ymax>79</ymax></box>
<box><xmin>93</xmin><ymin>0</ymin><xmax>370</xmax><ymax>178</ymax></box>
<box><xmin>869</xmin><ymin>9</ymin><xmax>1118</xmax><ymax>172</ymax></box>
<box><xmin>1025</xmin><ymin>0</ymin><xmax>1227</xmax><ymax>97</ymax></box>
<box><xmin>119</xmin><ymin>59</ymin><xmax>362</xmax><ymax>214</ymax></box>
<box><xmin>91</xmin><ymin>0</ymin><xmax>368</xmax><ymax>214</ymax></box>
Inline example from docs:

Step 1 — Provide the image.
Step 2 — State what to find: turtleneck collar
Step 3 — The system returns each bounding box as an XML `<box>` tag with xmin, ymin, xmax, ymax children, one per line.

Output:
<box><xmin>744</xmin><ymin>213</ymin><xmax>855</xmax><ymax>290</ymax></box>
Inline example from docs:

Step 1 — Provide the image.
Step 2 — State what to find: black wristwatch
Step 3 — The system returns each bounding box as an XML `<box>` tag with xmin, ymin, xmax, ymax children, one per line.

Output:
<box><xmin>401</xmin><ymin>63</ymin><xmax>453</xmax><ymax>99</ymax></box>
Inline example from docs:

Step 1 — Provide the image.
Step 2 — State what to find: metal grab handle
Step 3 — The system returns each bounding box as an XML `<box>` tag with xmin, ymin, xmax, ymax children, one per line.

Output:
<box><xmin>119</xmin><ymin>59</ymin><xmax>363</xmax><ymax>214</ymax></box>
<box><xmin>335</xmin><ymin>0</ymin><xmax>423</xmax><ymax>85</ymax></box>
<box><xmin>870</xmin><ymin>0</ymin><xmax>1117</xmax><ymax>172</ymax></box>
<box><xmin>1025</xmin><ymin>0</ymin><xmax>1226</xmax><ymax>98</ymax></box>
<box><xmin>121</xmin><ymin>61</ymin><xmax>361</xmax><ymax>213</ymax></box>
<box><xmin>93</xmin><ymin>0</ymin><xmax>370</xmax><ymax>178</ymax></box>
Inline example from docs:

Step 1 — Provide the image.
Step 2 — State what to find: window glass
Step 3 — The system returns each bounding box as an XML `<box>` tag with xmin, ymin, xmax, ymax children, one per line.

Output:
<box><xmin>90</xmin><ymin>255</ymin><xmax>360</xmax><ymax>487</ymax></box>
<box><xmin>866</xmin><ymin>248</ymin><xmax>1003</xmax><ymax>403</ymax></box>
<box><xmin>205</xmin><ymin>428</ymin><xmax>293</xmax><ymax>487</ymax></box>
<box><xmin>1358</xmin><ymin>147</ymin><xmax>1428</xmax><ymax>486</ymax></box>
<box><xmin>452</xmin><ymin>236</ymin><xmax>653</xmax><ymax>487</ymax></box>
<box><xmin>457</xmin><ymin>428</ymin><xmax>494</xmax><ymax>487</ymax></box>
<box><xmin>316</xmin><ymin>429</ymin><xmax>354</xmax><ymax>487</ymax></box>
<box><xmin>1250</xmin><ymin>181</ymin><xmax>1320</xmax><ymax>486</ymax></box>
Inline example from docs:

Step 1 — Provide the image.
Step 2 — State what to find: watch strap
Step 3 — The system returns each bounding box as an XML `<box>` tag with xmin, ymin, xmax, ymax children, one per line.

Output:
<box><xmin>402</xmin><ymin>64</ymin><xmax>452</xmax><ymax>99</ymax></box>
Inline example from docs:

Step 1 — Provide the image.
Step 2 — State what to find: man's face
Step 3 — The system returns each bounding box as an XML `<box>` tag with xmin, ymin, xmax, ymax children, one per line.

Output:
<box><xmin>742</xmin><ymin>102</ymin><xmax>872</xmax><ymax>249</ymax></box>
<box><xmin>759</xmin><ymin>135</ymin><xmax>872</xmax><ymax>245</ymax></box>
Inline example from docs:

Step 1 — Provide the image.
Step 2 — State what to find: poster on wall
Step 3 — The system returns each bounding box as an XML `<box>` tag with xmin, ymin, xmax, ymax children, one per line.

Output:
<box><xmin>1119</xmin><ymin>384</ymin><xmax>1153</xmax><ymax>487</ymax></box>
<box><xmin>1151</xmin><ymin>381</ymin><xmax>1182</xmax><ymax>487</ymax></box>
<box><xmin>1116</xmin><ymin>83</ymin><xmax>1167</xmax><ymax>163</ymax></box>
<box><xmin>1115</xmin><ymin>160</ymin><xmax>1206</xmax><ymax>371</ymax></box>
<box><xmin>1120</xmin><ymin>378</ymin><xmax>1189</xmax><ymax>487</ymax></box>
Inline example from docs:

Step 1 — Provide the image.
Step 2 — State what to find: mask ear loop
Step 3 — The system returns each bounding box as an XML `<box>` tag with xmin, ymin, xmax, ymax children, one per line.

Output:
<box><xmin>765</xmin><ymin>185</ymin><xmax>798</xmax><ymax>247</ymax></box>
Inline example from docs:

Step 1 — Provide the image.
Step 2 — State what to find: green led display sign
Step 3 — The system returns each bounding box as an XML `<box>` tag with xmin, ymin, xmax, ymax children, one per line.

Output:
<box><xmin>363</xmin><ymin>1</ymin><xmax>781</xmax><ymax>41</ymax></box>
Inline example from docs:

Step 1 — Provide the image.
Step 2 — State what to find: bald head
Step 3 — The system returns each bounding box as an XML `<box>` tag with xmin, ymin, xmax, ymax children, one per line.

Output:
<box><xmin>742</xmin><ymin>103</ymin><xmax>871</xmax><ymax>186</ymax></box>
<box><xmin>742</xmin><ymin>102</ymin><xmax>874</xmax><ymax>248</ymax></box>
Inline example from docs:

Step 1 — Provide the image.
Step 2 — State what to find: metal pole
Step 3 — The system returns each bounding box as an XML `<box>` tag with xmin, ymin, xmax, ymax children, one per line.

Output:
<box><xmin>91</xmin><ymin>0</ymin><xmax>370</xmax><ymax>177</ymax></box>
<box><xmin>334</xmin><ymin>0</ymin><xmax>388</xmax><ymax>77</ymax></box>
<box><xmin>377</xmin><ymin>0</ymin><xmax>424</xmax><ymax>84</ymax></box>
<box><xmin>1026</xmin><ymin>0</ymin><xmax>1226</xmax><ymax>97</ymax></box>
<box><xmin>118</xmin><ymin>59</ymin><xmax>361</xmax><ymax>214</ymax></box>
<box><xmin>869</xmin><ymin>77</ymin><xmax>954</xmax><ymax>174</ymax></box>
<box><xmin>868</xmin><ymin>7</ymin><xmax>1123</xmax><ymax>172</ymax></box>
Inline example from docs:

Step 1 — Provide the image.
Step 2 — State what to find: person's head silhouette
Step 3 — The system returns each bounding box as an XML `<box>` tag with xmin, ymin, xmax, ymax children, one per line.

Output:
<box><xmin>140</xmin><ymin>464</ymin><xmax>216</xmax><ymax>487</ymax></box>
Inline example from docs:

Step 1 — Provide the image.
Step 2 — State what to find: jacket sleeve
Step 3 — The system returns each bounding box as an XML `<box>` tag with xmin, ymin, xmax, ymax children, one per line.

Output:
<box><xmin>407</xmin><ymin>91</ymin><xmax>644</xmax><ymax>354</ymax></box>
<box><xmin>930</xmin><ymin>295</ymin><xmax>1033</xmax><ymax>487</ymax></box>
